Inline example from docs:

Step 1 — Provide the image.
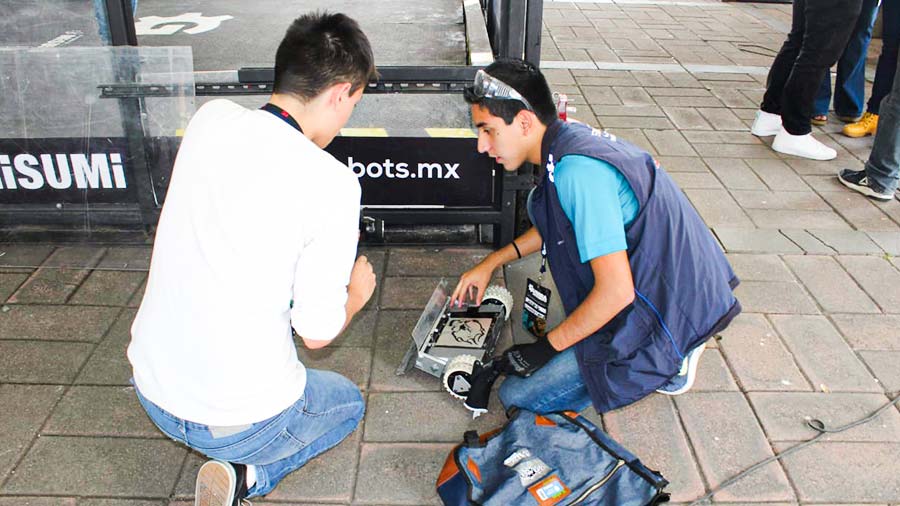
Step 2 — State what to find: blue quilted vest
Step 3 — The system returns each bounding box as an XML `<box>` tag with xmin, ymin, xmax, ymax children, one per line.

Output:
<box><xmin>529</xmin><ymin>120</ymin><xmax>741</xmax><ymax>413</ymax></box>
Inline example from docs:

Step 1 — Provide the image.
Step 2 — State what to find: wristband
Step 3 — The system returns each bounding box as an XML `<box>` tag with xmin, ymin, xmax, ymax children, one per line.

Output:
<box><xmin>511</xmin><ymin>241</ymin><xmax>522</xmax><ymax>259</ymax></box>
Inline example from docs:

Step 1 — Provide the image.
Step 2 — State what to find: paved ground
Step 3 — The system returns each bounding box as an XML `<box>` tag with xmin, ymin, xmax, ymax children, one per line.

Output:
<box><xmin>2</xmin><ymin>0</ymin><xmax>900</xmax><ymax>504</ymax></box>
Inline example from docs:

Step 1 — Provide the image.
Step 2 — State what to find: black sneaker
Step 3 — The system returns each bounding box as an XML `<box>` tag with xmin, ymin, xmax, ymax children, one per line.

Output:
<box><xmin>195</xmin><ymin>460</ymin><xmax>249</xmax><ymax>506</ymax></box>
<box><xmin>838</xmin><ymin>169</ymin><xmax>894</xmax><ymax>201</ymax></box>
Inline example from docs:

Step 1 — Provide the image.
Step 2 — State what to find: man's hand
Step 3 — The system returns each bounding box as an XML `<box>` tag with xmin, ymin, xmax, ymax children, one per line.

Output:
<box><xmin>501</xmin><ymin>339</ymin><xmax>558</xmax><ymax>377</ymax></box>
<box><xmin>347</xmin><ymin>255</ymin><xmax>376</xmax><ymax>313</ymax></box>
<box><xmin>450</xmin><ymin>260</ymin><xmax>496</xmax><ymax>307</ymax></box>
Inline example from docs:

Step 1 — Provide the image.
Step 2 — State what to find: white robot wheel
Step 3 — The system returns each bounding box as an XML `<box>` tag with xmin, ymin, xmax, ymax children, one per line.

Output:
<box><xmin>482</xmin><ymin>285</ymin><xmax>514</xmax><ymax>321</ymax></box>
<box><xmin>442</xmin><ymin>354</ymin><xmax>478</xmax><ymax>400</ymax></box>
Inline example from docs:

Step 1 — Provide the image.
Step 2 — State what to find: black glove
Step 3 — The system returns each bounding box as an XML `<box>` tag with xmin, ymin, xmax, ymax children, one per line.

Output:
<box><xmin>464</xmin><ymin>360</ymin><xmax>503</xmax><ymax>416</ymax></box>
<box><xmin>501</xmin><ymin>339</ymin><xmax>558</xmax><ymax>378</ymax></box>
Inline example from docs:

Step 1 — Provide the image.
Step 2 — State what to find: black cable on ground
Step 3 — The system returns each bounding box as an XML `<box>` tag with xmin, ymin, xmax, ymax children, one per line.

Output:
<box><xmin>688</xmin><ymin>392</ymin><xmax>900</xmax><ymax>505</ymax></box>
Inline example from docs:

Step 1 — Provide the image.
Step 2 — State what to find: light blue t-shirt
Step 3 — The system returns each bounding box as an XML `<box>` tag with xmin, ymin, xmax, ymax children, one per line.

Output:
<box><xmin>554</xmin><ymin>154</ymin><xmax>639</xmax><ymax>263</ymax></box>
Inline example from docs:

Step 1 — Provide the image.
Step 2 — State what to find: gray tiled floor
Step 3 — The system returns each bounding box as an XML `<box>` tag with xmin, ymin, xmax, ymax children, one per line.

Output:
<box><xmin>3</xmin><ymin>0</ymin><xmax>900</xmax><ymax>504</ymax></box>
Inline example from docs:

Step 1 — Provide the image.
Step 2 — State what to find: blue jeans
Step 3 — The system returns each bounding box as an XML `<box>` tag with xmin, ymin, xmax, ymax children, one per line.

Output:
<box><xmin>498</xmin><ymin>348</ymin><xmax>593</xmax><ymax>414</ymax></box>
<box><xmin>870</xmin><ymin>0</ymin><xmax>900</xmax><ymax>114</ymax></box>
<box><xmin>134</xmin><ymin>369</ymin><xmax>364</xmax><ymax>497</ymax></box>
<box><xmin>866</xmin><ymin>50</ymin><xmax>900</xmax><ymax>193</ymax></box>
<box><xmin>814</xmin><ymin>0</ymin><xmax>881</xmax><ymax>117</ymax></box>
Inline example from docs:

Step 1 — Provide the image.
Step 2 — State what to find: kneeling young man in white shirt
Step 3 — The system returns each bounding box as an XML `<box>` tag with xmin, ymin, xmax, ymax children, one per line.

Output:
<box><xmin>128</xmin><ymin>11</ymin><xmax>377</xmax><ymax>505</ymax></box>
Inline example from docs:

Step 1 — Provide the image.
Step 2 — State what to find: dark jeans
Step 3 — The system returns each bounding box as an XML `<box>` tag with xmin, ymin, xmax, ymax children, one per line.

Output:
<box><xmin>761</xmin><ymin>0</ymin><xmax>865</xmax><ymax>135</ymax></box>
<box><xmin>866</xmin><ymin>51</ymin><xmax>900</xmax><ymax>194</ymax></box>
<box><xmin>813</xmin><ymin>0</ymin><xmax>880</xmax><ymax>117</ymax></box>
<box><xmin>869</xmin><ymin>0</ymin><xmax>900</xmax><ymax>115</ymax></box>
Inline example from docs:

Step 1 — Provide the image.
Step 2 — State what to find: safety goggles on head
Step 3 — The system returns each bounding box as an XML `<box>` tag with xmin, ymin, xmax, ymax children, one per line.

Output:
<box><xmin>470</xmin><ymin>69</ymin><xmax>534</xmax><ymax>111</ymax></box>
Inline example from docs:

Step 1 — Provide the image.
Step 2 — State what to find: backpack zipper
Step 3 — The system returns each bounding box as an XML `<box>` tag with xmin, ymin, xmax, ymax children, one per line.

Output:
<box><xmin>567</xmin><ymin>460</ymin><xmax>625</xmax><ymax>505</ymax></box>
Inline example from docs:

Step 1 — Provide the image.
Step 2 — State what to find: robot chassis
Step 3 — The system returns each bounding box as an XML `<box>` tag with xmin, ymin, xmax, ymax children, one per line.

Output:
<box><xmin>396</xmin><ymin>279</ymin><xmax>513</xmax><ymax>400</ymax></box>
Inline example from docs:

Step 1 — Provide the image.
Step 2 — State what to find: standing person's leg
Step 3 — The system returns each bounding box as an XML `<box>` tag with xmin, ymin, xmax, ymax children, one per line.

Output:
<box><xmin>772</xmin><ymin>0</ymin><xmax>864</xmax><ymax>160</ymax></box>
<box><xmin>869</xmin><ymin>0</ymin><xmax>900</xmax><ymax>115</ymax></box>
<box><xmin>812</xmin><ymin>70</ymin><xmax>833</xmax><ymax>123</ymax></box>
<box><xmin>838</xmin><ymin>48</ymin><xmax>900</xmax><ymax>200</ymax></box>
<box><xmin>753</xmin><ymin>0</ymin><xmax>807</xmax><ymax>136</ymax></box>
<box><xmin>833</xmin><ymin>0</ymin><xmax>881</xmax><ymax>121</ymax></box>
<box><xmin>498</xmin><ymin>348</ymin><xmax>593</xmax><ymax>414</ymax></box>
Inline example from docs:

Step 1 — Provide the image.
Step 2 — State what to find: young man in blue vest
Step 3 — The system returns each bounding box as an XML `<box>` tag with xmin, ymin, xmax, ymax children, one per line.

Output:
<box><xmin>451</xmin><ymin>59</ymin><xmax>741</xmax><ymax>416</ymax></box>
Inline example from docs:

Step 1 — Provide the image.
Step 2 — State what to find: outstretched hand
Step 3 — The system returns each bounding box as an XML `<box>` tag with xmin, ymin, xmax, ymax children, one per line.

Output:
<box><xmin>450</xmin><ymin>261</ymin><xmax>495</xmax><ymax>307</ymax></box>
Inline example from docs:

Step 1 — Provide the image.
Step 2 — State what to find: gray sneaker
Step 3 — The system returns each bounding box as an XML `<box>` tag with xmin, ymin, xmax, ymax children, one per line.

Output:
<box><xmin>838</xmin><ymin>169</ymin><xmax>894</xmax><ymax>201</ymax></box>
<box><xmin>656</xmin><ymin>342</ymin><xmax>706</xmax><ymax>396</ymax></box>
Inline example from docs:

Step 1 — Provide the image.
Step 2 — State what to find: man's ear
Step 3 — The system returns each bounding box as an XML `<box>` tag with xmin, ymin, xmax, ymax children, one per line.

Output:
<box><xmin>518</xmin><ymin>110</ymin><xmax>534</xmax><ymax>135</ymax></box>
<box><xmin>327</xmin><ymin>82</ymin><xmax>353</xmax><ymax>107</ymax></box>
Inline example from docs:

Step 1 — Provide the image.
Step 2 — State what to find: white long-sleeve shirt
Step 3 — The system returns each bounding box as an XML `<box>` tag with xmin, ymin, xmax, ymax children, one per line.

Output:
<box><xmin>129</xmin><ymin>99</ymin><xmax>361</xmax><ymax>426</ymax></box>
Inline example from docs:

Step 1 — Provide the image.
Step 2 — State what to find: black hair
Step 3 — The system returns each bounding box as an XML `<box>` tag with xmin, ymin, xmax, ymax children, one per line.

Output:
<box><xmin>463</xmin><ymin>58</ymin><xmax>557</xmax><ymax>125</ymax></box>
<box><xmin>273</xmin><ymin>12</ymin><xmax>377</xmax><ymax>100</ymax></box>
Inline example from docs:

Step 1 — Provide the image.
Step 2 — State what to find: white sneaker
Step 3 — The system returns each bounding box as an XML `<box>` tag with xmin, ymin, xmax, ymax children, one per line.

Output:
<box><xmin>772</xmin><ymin>128</ymin><xmax>837</xmax><ymax>160</ymax></box>
<box><xmin>750</xmin><ymin>110</ymin><xmax>782</xmax><ymax>137</ymax></box>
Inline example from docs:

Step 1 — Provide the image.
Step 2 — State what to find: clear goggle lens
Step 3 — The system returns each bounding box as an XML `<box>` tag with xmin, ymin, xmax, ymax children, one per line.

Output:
<box><xmin>472</xmin><ymin>69</ymin><xmax>534</xmax><ymax>111</ymax></box>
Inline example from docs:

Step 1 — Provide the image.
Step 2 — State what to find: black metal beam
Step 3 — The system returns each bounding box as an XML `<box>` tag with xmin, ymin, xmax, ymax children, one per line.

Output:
<box><xmin>104</xmin><ymin>0</ymin><xmax>137</xmax><ymax>46</ymax></box>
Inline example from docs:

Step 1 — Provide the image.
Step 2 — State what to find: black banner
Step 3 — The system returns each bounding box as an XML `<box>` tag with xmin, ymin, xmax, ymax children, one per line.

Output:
<box><xmin>326</xmin><ymin>136</ymin><xmax>495</xmax><ymax>207</ymax></box>
<box><xmin>0</xmin><ymin>137</ymin><xmax>134</xmax><ymax>204</ymax></box>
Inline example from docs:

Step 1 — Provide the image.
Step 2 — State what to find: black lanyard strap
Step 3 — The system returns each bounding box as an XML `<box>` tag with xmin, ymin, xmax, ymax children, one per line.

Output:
<box><xmin>260</xmin><ymin>103</ymin><xmax>304</xmax><ymax>134</ymax></box>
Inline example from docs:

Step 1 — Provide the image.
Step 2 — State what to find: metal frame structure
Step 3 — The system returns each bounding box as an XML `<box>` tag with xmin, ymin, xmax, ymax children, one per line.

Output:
<box><xmin>1</xmin><ymin>0</ymin><xmax>544</xmax><ymax>245</ymax></box>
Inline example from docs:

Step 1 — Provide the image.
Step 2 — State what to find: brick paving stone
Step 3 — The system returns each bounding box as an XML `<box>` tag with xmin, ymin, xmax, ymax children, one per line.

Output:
<box><xmin>657</xmin><ymin>156</ymin><xmax>708</xmax><ymax>172</ymax></box>
<box><xmin>746</xmin><ymin>209</ymin><xmax>851</xmax><ymax>230</ymax></box>
<box><xmin>631</xmin><ymin>71</ymin><xmax>672</xmax><ymax>87</ymax></box>
<box><xmin>354</xmin><ymin>443</ymin><xmax>453</xmax><ymax>505</ymax></box>
<box><xmin>644</xmin><ymin>129</ymin><xmax>697</xmax><ymax>156</ymax></box>
<box><xmin>386</xmin><ymin>248</ymin><xmax>491</xmax><ymax>277</ymax></box>
<box><xmin>703</xmin><ymin>158</ymin><xmax>767</xmax><ymax>190</ymax></box>
<box><xmin>591</xmin><ymin>104</ymin><xmax>666</xmax><ymax>117</ymax></box>
<box><xmin>0</xmin><ymin>385</ymin><xmax>64</xmax><ymax>481</ymax></box>
<box><xmin>675</xmin><ymin>392</ymin><xmax>795</xmax><ymax>502</ymax></box>
<box><xmin>818</xmin><ymin>192</ymin><xmax>899</xmax><ymax>232</ymax></box>
<box><xmin>0</xmin><ymin>499</ymin><xmax>77</xmax><ymax>506</ymax></box>
<box><xmin>697</xmin><ymin>107</ymin><xmax>747</xmax><ymax>131</ymax></box>
<box><xmin>752</xmin><ymin>390</ymin><xmax>900</xmax><ymax>441</ymax></box>
<box><xmin>866</xmin><ymin>231</ymin><xmax>900</xmax><ymax>255</ymax></box>
<box><xmin>786</xmin><ymin>157</ymin><xmax>852</xmax><ymax>176</ymax></box>
<box><xmin>745</xmin><ymin>158</ymin><xmax>810</xmax><ymax>191</ymax></box>
<box><xmin>43</xmin><ymin>386</ymin><xmax>159</xmax><ymax>438</ymax></box>
<box><xmin>684</xmin><ymin>189</ymin><xmax>754</xmax><ymax>228</ymax></box>
<box><xmin>691</xmin><ymin>347</ymin><xmax>739</xmax><ymax>391</ymax></box>
<box><xmin>803</xmin><ymin>174</ymin><xmax>845</xmax><ymax>192</ymax></box>
<box><xmin>370</xmin><ymin>310</ymin><xmax>442</xmax><ymax>392</ymax></box>
<box><xmin>128</xmin><ymin>278</ymin><xmax>146</xmax><ymax>308</ymax></box>
<box><xmin>68</xmin><ymin>270</ymin><xmax>146</xmax><ymax>306</ymax></box>
<box><xmin>78</xmin><ymin>500</ymin><xmax>164</xmax><ymax>506</ymax></box>
<box><xmin>380</xmin><ymin>277</ymin><xmax>446</xmax><ymax>310</ymax></box>
<box><xmin>41</xmin><ymin>246</ymin><xmax>106</xmax><ymax>268</ymax></box>
<box><xmin>607</xmin><ymin>128</ymin><xmax>658</xmax><ymax>155</ymax></box>
<box><xmin>770</xmin><ymin>315</ymin><xmax>880</xmax><ymax>393</ymax></box>
<box><xmin>775</xmin><ymin>441</ymin><xmax>900</xmax><ymax>503</ymax></box>
<box><xmin>692</xmin><ymin>143</ymin><xmax>777</xmax><ymax>158</ymax></box>
<box><xmin>782</xmin><ymin>256</ymin><xmax>878</xmax><ymax>314</ymax></box>
<box><xmin>683</xmin><ymin>131</ymin><xmax>763</xmax><ymax>145</ymax></box>
<box><xmin>336</xmin><ymin>309</ymin><xmax>377</xmax><ymax>348</ymax></box>
<box><xmin>837</xmin><ymin>255</ymin><xmax>900</xmax><ymax>312</ymax></box>
<box><xmin>96</xmin><ymin>247</ymin><xmax>152</xmax><ymax>270</ymax></box>
<box><xmin>0</xmin><ymin>272</ymin><xmax>28</xmax><ymax>302</ymax></box>
<box><xmin>10</xmin><ymin>266</ymin><xmax>92</xmax><ymax>304</ymax></box>
<box><xmin>2</xmin><ymin>437</ymin><xmax>185</xmax><ymax>497</ymax></box>
<box><xmin>708</xmin><ymin>87</ymin><xmax>758</xmax><ymax>108</ymax></box>
<box><xmin>806</xmin><ymin>229</ymin><xmax>884</xmax><ymax>254</ymax></box>
<box><xmin>296</xmin><ymin>346</ymin><xmax>373</xmax><ymax>390</ymax></box>
<box><xmin>0</xmin><ymin>245</ymin><xmax>54</xmax><ymax>271</ymax></box>
<box><xmin>598</xmin><ymin>115</ymin><xmax>674</xmax><ymax>129</ymax></box>
<box><xmin>645</xmin><ymin>87</ymin><xmax>712</xmax><ymax>97</ymax></box>
<box><xmin>543</xmin><ymin>68</ymin><xmax>576</xmax><ymax>85</ymax></box>
<box><xmin>732</xmin><ymin>190</ymin><xmax>830</xmax><ymax>211</ymax></box>
<box><xmin>725</xmin><ymin>254</ymin><xmax>792</xmax><ymax>281</ymax></box>
<box><xmin>0</xmin><ymin>341</ymin><xmax>93</xmax><ymax>384</ymax></box>
<box><xmin>74</xmin><ymin>309</ymin><xmax>135</xmax><ymax>386</ymax></box>
<box><xmin>779</xmin><ymin>229</ymin><xmax>836</xmax><ymax>254</ymax></box>
<box><xmin>582</xmin><ymin>86</ymin><xmax>622</xmax><ymax>105</ymax></box>
<box><xmin>364</xmin><ymin>392</ymin><xmax>506</xmax><ymax>443</ymax></box>
<box><xmin>653</xmin><ymin>95</ymin><xmax>724</xmax><ymax>108</ymax></box>
<box><xmin>662</xmin><ymin>107</ymin><xmax>713</xmax><ymax>130</ymax></box>
<box><xmin>717</xmin><ymin>314</ymin><xmax>810</xmax><ymax>391</ymax></box>
<box><xmin>256</xmin><ymin>431</ymin><xmax>361</xmax><ymax>503</ymax></box>
<box><xmin>603</xmin><ymin>395</ymin><xmax>704</xmax><ymax>502</ymax></box>
<box><xmin>670</xmin><ymin>172</ymin><xmax>723</xmax><ymax>189</ymax></box>
<box><xmin>858</xmin><ymin>351</ymin><xmax>900</xmax><ymax>393</ymax></box>
<box><xmin>733</xmin><ymin>281</ymin><xmax>818</xmax><ymax>314</ymax></box>
<box><xmin>831</xmin><ymin>314</ymin><xmax>900</xmax><ymax>351</ymax></box>
<box><xmin>0</xmin><ymin>305</ymin><xmax>120</xmax><ymax>342</ymax></box>
<box><xmin>714</xmin><ymin>228</ymin><xmax>802</xmax><ymax>253</ymax></box>
<box><xmin>613</xmin><ymin>86</ymin><xmax>655</xmax><ymax>106</ymax></box>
